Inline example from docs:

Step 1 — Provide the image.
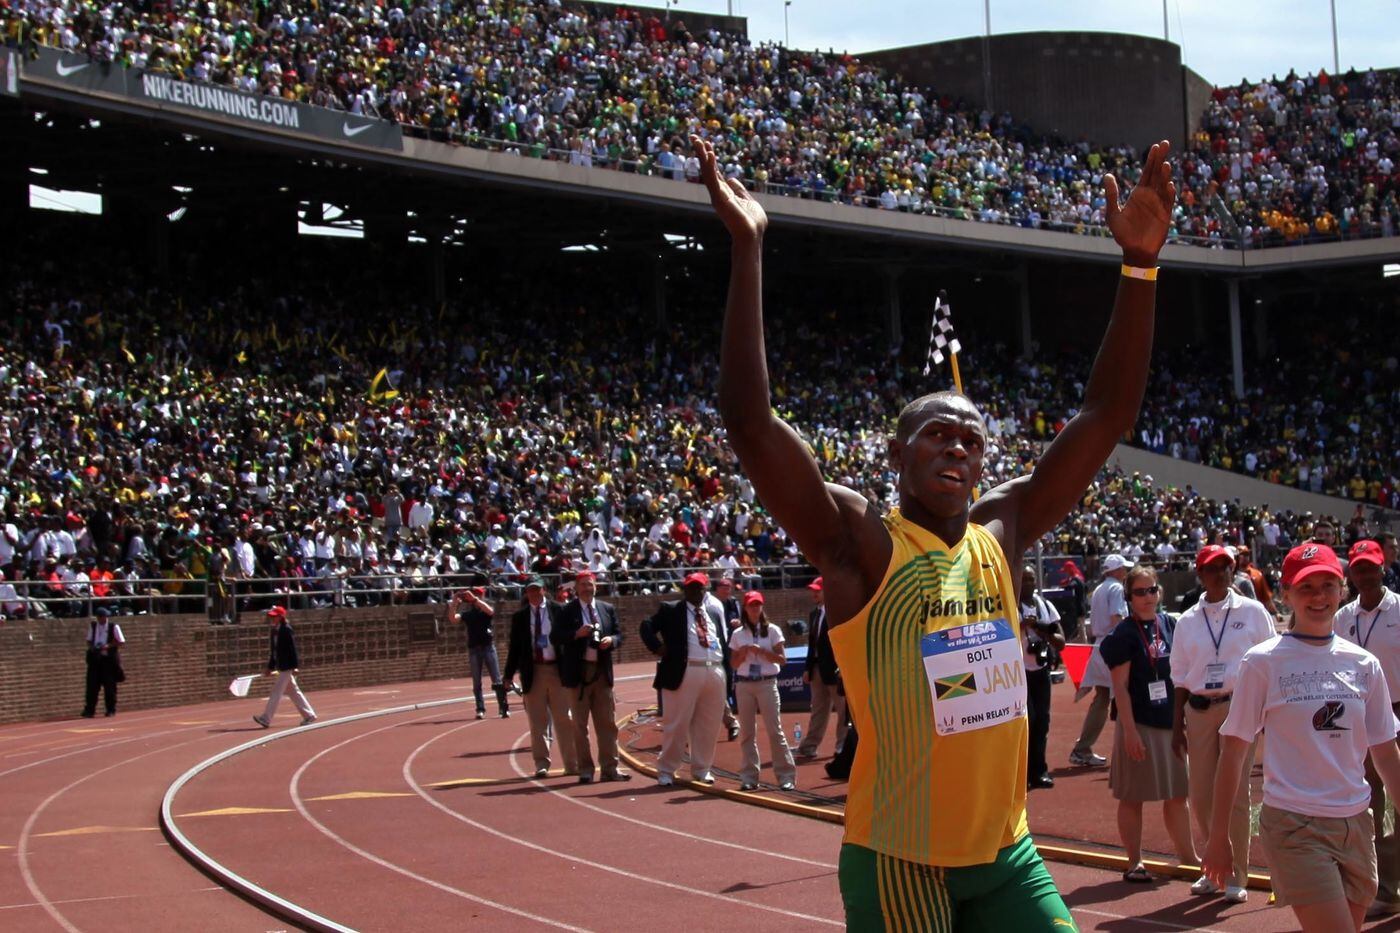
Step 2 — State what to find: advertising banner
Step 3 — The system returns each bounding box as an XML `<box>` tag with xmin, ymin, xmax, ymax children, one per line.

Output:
<box><xmin>26</xmin><ymin>47</ymin><xmax>403</xmax><ymax>151</ymax></box>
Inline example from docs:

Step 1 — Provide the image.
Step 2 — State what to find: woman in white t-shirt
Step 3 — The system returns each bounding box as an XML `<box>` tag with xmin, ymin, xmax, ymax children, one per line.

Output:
<box><xmin>1204</xmin><ymin>544</ymin><xmax>1400</xmax><ymax>932</ymax></box>
<box><xmin>728</xmin><ymin>591</ymin><xmax>797</xmax><ymax>792</ymax></box>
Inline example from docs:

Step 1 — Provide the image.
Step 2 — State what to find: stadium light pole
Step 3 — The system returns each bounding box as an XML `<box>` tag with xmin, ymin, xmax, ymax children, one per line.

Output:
<box><xmin>1162</xmin><ymin>0</ymin><xmax>1169</xmax><ymax>41</ymax></box>
<box><xmin>784</xmin><ymin>1</ymin><xmax>791</xmax><ymax>48</ymax></box>
<box><xmin>1329</xmin><ymin>0</ymin><xmax>1339</xmax><ymax>74</ymax></box>
<box><xmin>981</xmin><ymin>0</ymin><xmax>993</xmax><ymax>110</ymax></box>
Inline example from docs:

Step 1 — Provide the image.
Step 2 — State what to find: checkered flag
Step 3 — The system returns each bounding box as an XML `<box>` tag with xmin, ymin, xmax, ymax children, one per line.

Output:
<box><xmin>923</xmin><ymin>291</ymin><xmax>962</xmax><ymax>376</ymax></box>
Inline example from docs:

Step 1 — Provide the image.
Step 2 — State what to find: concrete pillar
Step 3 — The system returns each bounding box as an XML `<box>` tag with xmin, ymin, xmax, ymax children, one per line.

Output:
<box><xmin>1252</xmin><ymin>295</ymin><xmax>1268</xmax><ymax>361</ymax></box>
<box><xmin>654</xmin><ymin>256</ymin><xmax>668</xmax><ymax>331</ymax></box>
<box><xmin>1227</xmin><ymin>278</ymin><xmax>1244</xmax><ymax>399</ymax></box>
<box><xmin>884</xmin><ymin>265</ymin><xmax>902</xmax><ymax>347</ymax></box>
<box><xmin>428</xmin><ymin>236</ymin><xmax>445</xmax><ymax>306</ymax></box>
<box><xmin>1017</xmin><ymin>265</ymin><xmax>1032</xmax><ymax>358</ymax></box>
<box><xmin>1191</xmin><ymin>277</ymin><xmax>1207</xmax><ymax>344</ymax></box>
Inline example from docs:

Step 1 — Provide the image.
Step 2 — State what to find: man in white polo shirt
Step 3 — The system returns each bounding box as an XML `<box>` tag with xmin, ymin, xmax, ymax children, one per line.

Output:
<box><xmin>1172</xmin><ymin>544</ymin><xmax>1276</xmax><ymax>902</ymax></box>
<box><xmin>1069</xmin><ymin>554</ymin><xmax>1129</xmax><ymax>767</ymax></box>
<box><xmin>1336</xmin><ymin>539</ymin><xmax>1400</xmax><ymax>918</ymax></box>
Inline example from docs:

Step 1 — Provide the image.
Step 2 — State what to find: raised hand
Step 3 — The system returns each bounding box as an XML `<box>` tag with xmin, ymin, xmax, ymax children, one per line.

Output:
<box><xmin>1104</xmin><ymin>140</ymin><xmax>1177</xmax><ymax>267</ymax></box>
<box><xmin>691</xmin><ymin>134</ymin><xmax>767</xmax><ymax>243</ymax></box>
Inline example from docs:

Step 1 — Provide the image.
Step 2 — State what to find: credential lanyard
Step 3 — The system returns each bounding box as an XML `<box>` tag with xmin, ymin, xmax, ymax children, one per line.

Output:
<box><xmin>1358</xmin><ymin>608</ymin><xmax>1384</xmax><ymax>651</ymax></box>
<box><xmin>1204</xmin><ymin>606</ymin><xmax>1231</xmax><ymax>657</ymax></box>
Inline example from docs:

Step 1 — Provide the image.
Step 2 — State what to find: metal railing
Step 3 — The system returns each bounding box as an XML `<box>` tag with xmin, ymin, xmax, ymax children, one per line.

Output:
<box><xmin>406</xmin><ymin>130</ymin><xmax>1398</xmax><ymax>251</ymax></box>
<box><xmin>0</xmin><ymin>562</ymin><xmax>815</xmax><ymax>620</ymax></box>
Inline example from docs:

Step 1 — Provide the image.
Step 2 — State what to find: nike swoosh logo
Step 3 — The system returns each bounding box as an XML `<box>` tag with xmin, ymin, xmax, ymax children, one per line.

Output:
<box><xmin>56</xmin><ymin>60</ymin><xmax>89</xmax><ymax>77</ymax></box>
<box><xmin>342</xmin><ymin>122</ymin><xmax>372</xmax><ymax>138</ymax></box>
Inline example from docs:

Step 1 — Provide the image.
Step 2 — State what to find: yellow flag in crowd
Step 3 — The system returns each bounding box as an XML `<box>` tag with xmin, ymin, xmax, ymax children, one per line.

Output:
<box><xmin>368</xmin><ymin>368</ymin><xmax>400</xmax><ymax>403</ymax></box>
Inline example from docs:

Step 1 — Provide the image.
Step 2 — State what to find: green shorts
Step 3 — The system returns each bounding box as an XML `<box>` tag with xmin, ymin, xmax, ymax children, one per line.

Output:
<box><xmin>839</xmin><ymin>836</ymin><xmax>1076</xmax><ymax>932</ymax></box>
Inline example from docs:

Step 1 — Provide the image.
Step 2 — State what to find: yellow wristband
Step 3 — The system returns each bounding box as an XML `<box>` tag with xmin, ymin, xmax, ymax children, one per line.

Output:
<box><xmin>1121</xmin><ymin>264</ymin><xmax>1159</xmax><ymax>282</ymax></box>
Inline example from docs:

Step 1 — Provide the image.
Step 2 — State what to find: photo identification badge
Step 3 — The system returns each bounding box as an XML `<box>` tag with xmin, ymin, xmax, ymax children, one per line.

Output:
<box><xmin>1204</xmin><ymin>663</ymin><xmax>1227</xmax><ymax>692</ymax></box>
<box><xmin>922</xmin><ymin>618</ymin><xmax>1027</xmax><ymax>736</ymax></box>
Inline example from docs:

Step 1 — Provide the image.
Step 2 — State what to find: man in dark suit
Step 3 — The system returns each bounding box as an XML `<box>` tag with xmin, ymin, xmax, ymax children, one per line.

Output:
<box><xmin>797</xmin><ymin>577</ymin><xmax>846</xmax><ymax>758</ymax></box>
<box><xmin>639</xmin><ymin>572</ymin><xmax>729</xmax><ymax>786</ymax></box>
<box><xmin>504</xmin><ymin>576</ymin><xmax>577</xmax><ymax>778</ymax></box>
<box><xmin>554</xmin><ymin>570</ymin><xmax>630</xmax><ymax>784</ymax></box>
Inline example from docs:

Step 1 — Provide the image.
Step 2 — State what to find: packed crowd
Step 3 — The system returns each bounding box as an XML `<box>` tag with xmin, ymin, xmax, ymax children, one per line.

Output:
<box><xmin>6</xmin><ymin>0</ymin><xmax>1398</xmax><ymax>246</ymax></box>
<box><xmin>2</xmin><ymin>248</ymin><xmax>1382</xmax><ymax>621</ymax></box>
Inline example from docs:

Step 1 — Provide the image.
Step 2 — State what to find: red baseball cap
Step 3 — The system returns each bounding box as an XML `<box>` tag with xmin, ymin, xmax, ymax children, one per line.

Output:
<box><xmin>743</xmin><ymin>590</ymin><xmax>765</xmax><ymax>606</ymax></box>
<box><xmin>471</xmin><ymin>586</ymin><xmax>486</xmax><ymax>597</ymax></box>
<box><xmin>1349</xmin><ymin>540</ymin><xmax>1386</xmax><ymax>568</ymax></box>
<box><xmin>807</xmin><ymin>577</ymin><xmax>823</xmax><ymax>591</ymax></box>
<box><xmin>1282</xmin><ymin>544</ymin><xmax>1344</xmax><ymax>587</ymax></box>
<box><xmin>683</xmin><ymin>572</ymin><xmax>710</xmax><ymax>588</ymax></box>
<box><xmin>266</xmin><ymin>605</ymin><xmax>288</xmax><ymax>619</ymax></box>
<box><xmin>1194</xmin><ymin>545</ymin><xmax>1233</xmax><ymax>572</ymax></box>
<box><xmin>575</xmin><ymin>570</ymin><xmax>596</xmax><ymax>583</ymax></box>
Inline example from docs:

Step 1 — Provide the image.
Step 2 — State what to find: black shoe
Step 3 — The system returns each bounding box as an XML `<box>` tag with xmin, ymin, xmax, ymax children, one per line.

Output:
<box><xmin>80</xmin><ymin>711</ymin><xmax>95</xmax><ymax>718</ymax></box>
<box><xmin>1028</xmin><ymin>774</ymin><xmax>1055</xmax><ymax>790</ymax></box>
<box><xmin>577</xmin><ymin>774</ymin><xmax>594</xmax><ymax>785</ymax></box>
<box><xmin>499</xmin><ymin>708</ymin><xmax>510</xmax><ymax>718</ymax></box>
<box><xmin>104</xmin><ymin>711</ymin><xmax>115</xmax><ymax>717</ymax></box>
<box><xmin>601</xmin><ymin>772</ymin><xmax>631</xmax><ymax>782</ymax></box>
<box><xmin>476</xmin><ymin>709</ymin><xmax>486</xmax><ymax>720</ymax></box>
<box><xmin>727</xmin><ymin>725</ymin><xmax>740</xmax><ymax>741</ymax></box>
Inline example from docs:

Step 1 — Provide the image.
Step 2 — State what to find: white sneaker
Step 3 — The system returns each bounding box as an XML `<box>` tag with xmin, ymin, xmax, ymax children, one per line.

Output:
<box><xmin>1190</xmin><ymin>875</ymin><xmax>1220</xmax><ymax>896</ymax></box>
<box><xmin>1068</xmin><ymin>750</ymin><xmax>1107</xmax><ymax>767</ymax></box>
<box><xmin>1224</xmin><ymin>885</ymin><xmax>1248</xmax><ymax>903</ymax></box>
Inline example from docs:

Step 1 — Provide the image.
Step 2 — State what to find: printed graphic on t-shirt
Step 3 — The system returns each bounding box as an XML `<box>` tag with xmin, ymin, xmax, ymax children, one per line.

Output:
<box><xmin>1312</xmin><ymin>700</ymin><xmax>1349</xmax><ymax>732</ymax></box>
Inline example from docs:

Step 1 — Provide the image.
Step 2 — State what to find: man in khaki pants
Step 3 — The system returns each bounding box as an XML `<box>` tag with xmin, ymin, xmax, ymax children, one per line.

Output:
<box><xmin>504</xmin><ymin>576</ymin><xmax>577</xmax><ymax>778</ymax></box>
<box><xmin>1335</xmin><ymin>539</ymin><xmax>1400</xmax><ymax>918</ymax></box>
<box><xmin>555</xmin><ymin>571</ymin><xmax>630</xmax><ymax>784</ymax></box>
<box><xmin>640</xmin><ymin>573</ymin><xmax>730</xmax><ymax>785</ymax></box>
<box><xmin>1171</xmin><ymin>545</ymin><xmax>1276</xmax><ymax>902</ymax></box>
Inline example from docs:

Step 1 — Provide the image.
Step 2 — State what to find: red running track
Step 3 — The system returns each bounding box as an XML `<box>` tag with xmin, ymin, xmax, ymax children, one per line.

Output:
<box><xmin>4</xmin><ymin>663</ymin><xmax>1400</xmax><ymax>931</ymax></box>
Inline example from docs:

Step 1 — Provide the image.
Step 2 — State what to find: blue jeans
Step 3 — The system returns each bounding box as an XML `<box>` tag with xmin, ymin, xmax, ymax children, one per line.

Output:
<box><xmin>469</xmin><ymin>645</ymin><xmax>503</xmax><ymax>712</ymax></box>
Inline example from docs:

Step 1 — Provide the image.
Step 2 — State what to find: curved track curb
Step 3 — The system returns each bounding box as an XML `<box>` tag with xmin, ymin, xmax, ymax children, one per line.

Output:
<box><xmin>159</xmin><ymin>696</ymin><xmax>470</xmax><ymax>932</ymax></box>
<box><xmin>617</xmin><ymin>712</ymin><xmax>1274</xmax><ymax>891</ymax></box>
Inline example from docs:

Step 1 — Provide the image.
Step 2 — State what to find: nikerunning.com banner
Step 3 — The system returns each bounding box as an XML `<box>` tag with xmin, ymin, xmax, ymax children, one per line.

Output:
<box><xmin>24</xmin><ymin>47</ymin><xmax>403</xmax><ymax>151</ymax></box>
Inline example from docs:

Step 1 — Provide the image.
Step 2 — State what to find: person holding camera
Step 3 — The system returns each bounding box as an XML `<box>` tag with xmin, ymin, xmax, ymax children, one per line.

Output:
<box><xmin>449</xmin><ymin>585</ymin><xmax>509</xmax><ymax>720</ymax></box>
<box><xmin>81</xmin><ymin>607</ymin><xmax>124</xmax><ymax>718</ymax></box>
<box><xmin>1020</xmin><ymin>568</ymin><xmax>1065</xmax><ymax>790</ymax></box>
<box><xmin>555</xmin><ymin>571</ymin><xmax>629</xmax><ymax>784</ymax></box>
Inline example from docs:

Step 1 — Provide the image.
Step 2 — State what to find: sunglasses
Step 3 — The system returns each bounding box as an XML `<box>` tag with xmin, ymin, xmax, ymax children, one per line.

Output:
<box><xmin>1130</xmin><ymin>585</ymin><xmax>1160</xmax><ymax>597</ymax></box>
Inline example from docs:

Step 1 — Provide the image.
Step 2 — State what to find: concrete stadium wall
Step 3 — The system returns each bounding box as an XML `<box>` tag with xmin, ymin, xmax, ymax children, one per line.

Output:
<box><xmin>861</xmin><ymin>32</ymin><xmax>1203</xmax><ymax>152</ymax></box>
<box><xmin>1107</xmin><ymin>443</ymin><xmax>1392</xmax><ymax>527</ymax></box>
<box><xmin>0</xmin><ymin>589</ymin><xmax>817</xmax><ymax>725</ymax></box>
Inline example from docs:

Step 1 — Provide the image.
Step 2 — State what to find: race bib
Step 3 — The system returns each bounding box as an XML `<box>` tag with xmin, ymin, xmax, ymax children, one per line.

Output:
<box><xmin>1148</xmin><ymin>680</ymin><xmax>1169</xmax><ymax>705</ymax></box>
<box><xmin>1204</xmin><ymin>663</ymin><xmax>1227</xmax><ymax>692</ymax></box>
<box><xmin>922</xmin><ymin>618</ymin><xmax>1028</xmax><ymax>736</ymax></box>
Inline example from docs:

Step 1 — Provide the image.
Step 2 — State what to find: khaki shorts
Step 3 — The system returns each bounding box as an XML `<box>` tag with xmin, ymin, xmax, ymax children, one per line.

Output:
<box><xmin>1259</xmin><ymin>804</ymin><xmax>1377</xmax><ymax>907</ymax></box>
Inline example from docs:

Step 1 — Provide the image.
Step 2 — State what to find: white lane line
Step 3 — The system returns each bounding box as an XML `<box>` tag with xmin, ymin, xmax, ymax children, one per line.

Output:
<box><xmin>287</xmin><ymin>713</ymin><xmax>592</xmax><ymax>932</ymax></box>
<box><xmin>403</xmin><ymin>722</ymin><xmax>842</xmax><ymax>926</ymax></box>
<box><xmin>17</xmin><ymin>731</ymin><xmax>235</xmax><ymax>933</ymax></box>
<box><xmin>0</xmin><ymin>887</ymin><xmax>223</xmax><ymax>911</ymax></box>
<box><xmin>503</xmin><ymin>730</ymin><xmax>839</xmax><ymax>869</ymax></box>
